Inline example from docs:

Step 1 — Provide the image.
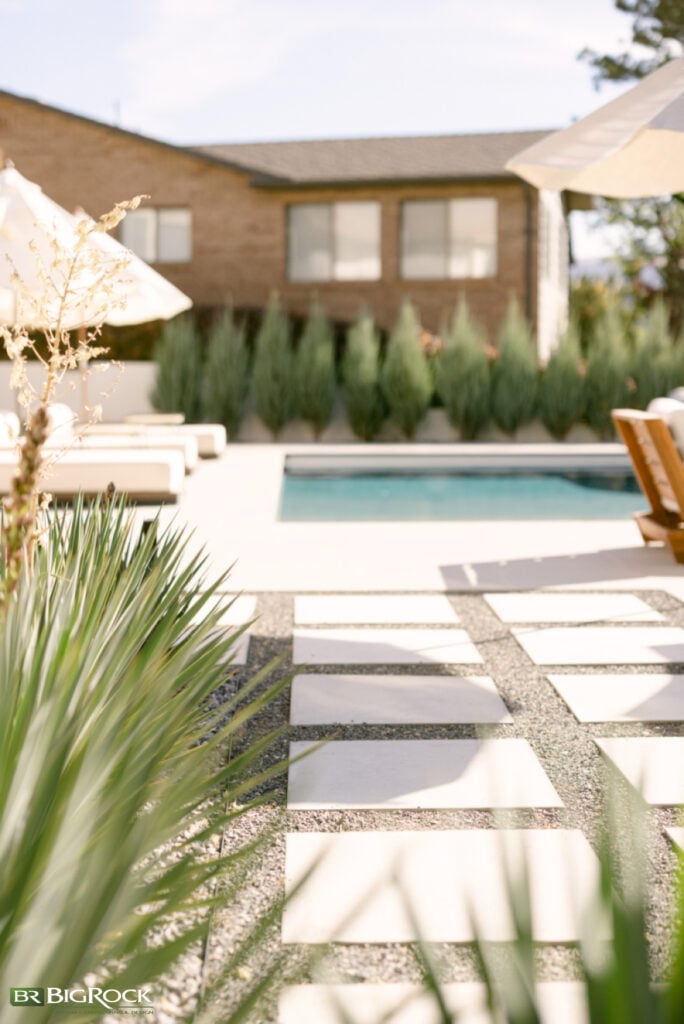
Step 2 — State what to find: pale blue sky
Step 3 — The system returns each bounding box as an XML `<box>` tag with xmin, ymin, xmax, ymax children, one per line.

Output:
<box><xmin>0</xmin><ymin>0</ymin><xmax>668</xmax><ymax>257</ymax></box>
<box><xmin>0</xmin><ymin>0</ymin><xmax>639</xmax><ymax>143</ymax></box>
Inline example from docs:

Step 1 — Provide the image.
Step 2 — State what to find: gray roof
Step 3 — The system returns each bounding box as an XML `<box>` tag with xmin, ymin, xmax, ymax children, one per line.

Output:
<box><xmin>195</xmin><ymin>130</ymin><xmax>555</xmax><ymax>186</ymax></box>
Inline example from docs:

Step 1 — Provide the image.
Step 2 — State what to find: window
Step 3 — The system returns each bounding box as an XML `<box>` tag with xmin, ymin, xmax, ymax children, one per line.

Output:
<box><xmin>400</xmin><ymin>198</ymin><xmax>497</xmax><ymax>279</ymax></box>
<box><xmin>120</xmin><ymin>207</ymin><xmax>192</xmax><ymax>263</ymax></box>
<box><xmin>288</xmin><ymin>202</ymin><xmax>381</xmax><ymax>281</ymax></box>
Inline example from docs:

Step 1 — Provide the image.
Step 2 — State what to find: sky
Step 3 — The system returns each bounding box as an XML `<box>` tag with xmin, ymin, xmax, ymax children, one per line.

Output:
<box><xmin>0</xmin><ymin>0</ymin><xmax>667</xmax><ymax>258</ymax></box>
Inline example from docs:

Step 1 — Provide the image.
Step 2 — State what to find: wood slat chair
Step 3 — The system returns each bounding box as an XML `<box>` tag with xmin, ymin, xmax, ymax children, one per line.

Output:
<box><xmin>612</xmin><ymin>408</ymin><xmax>684</xmax><ymax>563</ymax></box>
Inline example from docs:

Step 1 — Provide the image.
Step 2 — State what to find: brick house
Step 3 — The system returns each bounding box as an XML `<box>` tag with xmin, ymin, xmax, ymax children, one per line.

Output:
<box><xmin>0</xmin><ymin>88</ymin><xmax>571</xmax><ymax>356</ymax></box>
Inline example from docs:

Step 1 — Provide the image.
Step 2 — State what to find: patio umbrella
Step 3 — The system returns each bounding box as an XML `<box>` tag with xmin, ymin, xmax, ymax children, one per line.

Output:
<box><xmin>506</xmin><ymin>56</ymin><xmax>684</xmax><ymax>198</ymax></box>
<box><xmin>0</xmin><ymin>164</ymin><xmax>192</xmax><ymax>328</ymax></box>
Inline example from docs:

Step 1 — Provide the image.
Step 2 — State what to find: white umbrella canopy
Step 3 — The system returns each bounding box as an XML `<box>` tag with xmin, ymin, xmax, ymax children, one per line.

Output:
<box><xmin>73</xmin><ymin>208</ymin><xmax>192</xmax><ymax>326</ymax></box>
<box><xmin>506</xmin><ymin>56</ymin><xmax>684</xmax><ymax>199</ymax></box>
<box><xmin>0</xmin><ymin>164</ymin><xmax>192</xmax><ymax>328</ymax></box>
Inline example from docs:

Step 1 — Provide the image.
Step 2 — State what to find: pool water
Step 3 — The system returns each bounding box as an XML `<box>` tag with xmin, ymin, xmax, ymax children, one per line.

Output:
<box><xmin>279</xmin><ymin>471</ymin><xmax>643</xmax><ymax>521</ymax></box>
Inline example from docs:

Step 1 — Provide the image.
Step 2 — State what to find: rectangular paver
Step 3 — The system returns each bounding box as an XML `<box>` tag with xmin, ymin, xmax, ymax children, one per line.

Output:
<box><xmin>288</xmin><ymin>739</ymin><xmax>562</xmax><ymax>810</ymax></box>
<box><xmin>486</xmin><ymin>593</ymin><xmax>662</xmax><ymax>623</ymax></box>
<box><xmin>293</xmin><ymin>628</ymin><xmax>482</xmax><ymax>665</ymax></box>
<box><xmin>666</xmin><ymin>827</ymin><xmax>684</xmax><ymax>851</ymax></box>
<box><xmin>295</xmin><ymin>595</ymin><xmax>458</xmax><ymax>625</ymax></box>
<box><xmin>283</xmin><ymin>829</ymin><xmax>602</xmax><ymax>944</ymax></box>
<box><xmin>290</xmin><ymin>673</ymin><xmax>512</xmax><ymax>725</ymax></box>
<box><xmin>596</xmin><ymin>737</ymin><xmax>684</xmax><ymax>805</ymax></box>
<box><xmin>513</xmin><ymin>627</ymin><xmax>684</xmax><ymax>665</ymax></box>
<box><xmin>548</xmin><ymin>674</ymin><xmax>684</xmax><ymax>723</ymax></box>
<box><xmin>279</xmin><ymin>981</ymin><xmax>589</xmax><ymax>1024</ymax></box>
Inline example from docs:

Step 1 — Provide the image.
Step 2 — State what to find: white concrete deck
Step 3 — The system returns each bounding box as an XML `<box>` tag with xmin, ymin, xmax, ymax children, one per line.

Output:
<box><xmin>154</xmin><ymin>444</ymin><xmax>684</xmax><ymax>595</ymax></box>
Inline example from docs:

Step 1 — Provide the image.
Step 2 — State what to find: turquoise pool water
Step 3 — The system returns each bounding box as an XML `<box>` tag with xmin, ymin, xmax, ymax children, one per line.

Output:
<box><xmin>279</xmin><ymin>471</ymin><xmax>642</xmax><ymax>521</ymax></box>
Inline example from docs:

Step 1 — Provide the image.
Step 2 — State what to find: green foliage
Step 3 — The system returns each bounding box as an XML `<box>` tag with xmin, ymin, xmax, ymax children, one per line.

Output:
<box><xmin>0</xmin><ymin>499</ymin><xmax>290</xmax><ymax>1020</ymax></box>
<box><xmin>150</xmin><ymin>316</ymin><xmax>203</xmax><ymax>422</ymax></box>
<box><xmin>341</xmin><ymin>312</ymin><xmax>386</xmax><ymax>441</ymax></box>
<box><xmin>202</xmin><ymin>309</ymin><xmax>249</xmax><ymax>438</ymax></box>
<box><xmin>490</xmin><ymin>299</ymin><xmax>538</xmax><ymax>435</ymax></box>
<box><xmin>579</xmin><ymin>1</ymin><xmax>684</xmax><ymax>83</ymax></box>
<box><xmin>579</xmin><ymin>6</ymin><xmax>684</xmax><ymax>336</ymax></box>
<box><xmin>253</xmin><ymin>295</ymin><xmax>294</xmax><ymax>438</ymax></box>
<box><xmin>435</xmin><ymin>300</ymin><xmax>491</xmax><ymax>439</ymax></box>
<box><xmin>399</xmin><ymin>790</ymin><xmax>684</xmax><ymax>1024</ymax></box>
<box><xmin>630</xmin><ymin>298</ymin><xmax>675</xmax><ymax>408</ymax></box>
<box><xmin>570</xmin><ymin>276</ymin><xmax>621</xmax><ymax>353</ymax></box>
<box><xmin>380</xmin><ymin>300</ymin><xmax>433</xmax><ymax>439</ymax></box>
<box><xmin>294</xmin><ymin>301</ymin><xmax>336</xmax><ymax>438</ymax></box>
<box><xmin>584</xmin><ymin>302</ymin><xmax>631</xmax><ymax>438</ymax></box>
<box><xmin>537</xmin><ymin>320</ymin><xmax>586</xmax><ymax>439</ymax></box>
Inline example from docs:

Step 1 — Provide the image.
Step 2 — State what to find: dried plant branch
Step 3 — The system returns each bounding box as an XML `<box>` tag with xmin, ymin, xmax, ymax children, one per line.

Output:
<box><xmin>0</xmin><ymin>195</ymin><xmax>147</xmax><ymax>607</ymax></box>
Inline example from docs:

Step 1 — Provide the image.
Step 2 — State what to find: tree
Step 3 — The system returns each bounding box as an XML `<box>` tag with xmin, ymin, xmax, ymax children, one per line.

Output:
<box><xmin>151</xmin><ymin>317</ymin><xmax>203</xmax><ymax>422</ymax></box>
<box><xmin>584</xmin><ymin>301</ymin><xmax>631</xmax><ymax>438</ymax></box>
<box><xmin>490</xmin><ymin>299</ymin><xmax>538</xmax><ymax>436</ymax></box>
<box><xmin>579</xmin><ymin>1</ymin><xmax>684</xmax><ymax>83</ymax></box>
<box><xmin>294</xmin><ymin>301</ymin><xmax>336</xmax><ymax>438</ymax></box>
<box><xmin>435</xmin><ymin>299</ymin><xmax>491</xmax><ymax>439</ymax></box>
<box><xmin>380</xmin><ymin>300</ymin><xmax>433</xmax><ymax>439</ymax></box>
<box><xmin>537</xmin><ymin>320</ymin><xmax>586</xmax><ymax>439</ymax></box>
<box><xmin>253</xmin><ymin>294</ymin><xmax>293</xmax><ymax>438</ymax></box>
<box><xmin>202</xmin><ymin>309</ymin><xmax>249</xmax><ymax>438</ymax></box>
<box><xmin>579</xmin><ymin>2</ymin><xmax>684</xmax><ymax>333</ymax></box>
<box><xmin>342</xmin><ymin>312</ymin><xmax>386</xmax><ymax>441</ymax></box>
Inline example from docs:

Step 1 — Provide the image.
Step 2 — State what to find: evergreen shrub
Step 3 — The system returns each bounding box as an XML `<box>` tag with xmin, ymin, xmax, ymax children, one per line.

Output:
<box><xmin>252</xmin><ymin>295</ymin><xmax>293</xmax><ymax>438</ymax></box>
<box><xmin>202</xmin><ymin>309</ymin><xmax>249</xmax><ymax>438</ymax></box>
<box><xmin>294</xmin><ymin>301</ymin><xmax>336</xmax><ymax>438</ymax></box>
<box><xmin>630</xmin><ymin>299</ymin><xmax>674</xmax><ymax>409</ymax></box>
<box><xmin>537</xmin><ymin>320</ymin><xmax>586</xmax><ymax>439</ymax></box>
<box><xmin>584</xmin><ymin>302</ymin><xmax>630</xmax><ymax>439</ymax></box>
<box><xmin>490</xmin><ymin>299</ymin><xmax>538</xmax><ymax>435</ymax></box>
<box><xmin>342</xmin><ymin>312</ymin><xmax>386</xmax><ymax>440</ymax></box>
<box><xmin>150</xmin><ymin>316</ymin><xmax>203</xmax><ymax>422</ymax></box>
<box><xmin>380</xmin><ymin>300</ymin><xmax>433</xmax><ymax>438</ymax></box>
<box><xmin>435</xmin><ymin>300</ymin><xmax>490</xmax><ymax>439</ymax></box>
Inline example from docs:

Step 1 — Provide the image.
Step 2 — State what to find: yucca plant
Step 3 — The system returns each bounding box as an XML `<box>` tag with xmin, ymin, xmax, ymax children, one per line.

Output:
<box><xmin>151</xmin><ymin>315</ymin><xmax>204</xmax><ymax>422</ymax></box>
<box><xmin>0</xmin><ymin>498</ymin><xmax>292</xmax><ymax>1023</ymax></box>
<box><xmin>389</xmin><ymin>789</ymin><xmax>684</xmax><ymax>1024</ymax></box>
<box><xmin>342</xmin><ymin>312</ymin><xmax>386</xmax><ymax>441</ymax></box>
<box><xmin>202</xmin><ymin>308</ymin><xmax>249</xmax><ymax>438</ymax></box>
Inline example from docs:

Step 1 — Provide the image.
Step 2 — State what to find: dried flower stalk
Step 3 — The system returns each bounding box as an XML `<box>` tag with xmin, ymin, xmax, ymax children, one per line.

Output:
<box><xmin>0</xmin><ymin>195</ymin><xmax>147</xmax><ymax>605</ymax></box>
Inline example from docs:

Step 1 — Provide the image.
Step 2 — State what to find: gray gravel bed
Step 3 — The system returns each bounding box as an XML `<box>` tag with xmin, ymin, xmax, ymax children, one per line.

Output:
<box><xmin>168</xmin><ymin>588</ymin><xmax>684</xmax><ymax>1021</ymax></box>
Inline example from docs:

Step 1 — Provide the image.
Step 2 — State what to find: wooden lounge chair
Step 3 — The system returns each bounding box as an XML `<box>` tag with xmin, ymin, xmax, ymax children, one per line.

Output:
<box><xmin>612</xmin><ymin>408</ymin><xmax>684</xmax><ymax>563</ymax></box>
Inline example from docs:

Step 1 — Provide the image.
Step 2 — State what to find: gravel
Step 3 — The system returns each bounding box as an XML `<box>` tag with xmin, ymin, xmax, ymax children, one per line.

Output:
<box><xmin>148</xmin><ymin>587</ymin><xmax>684</xmax><ymax>1022</ymax></box>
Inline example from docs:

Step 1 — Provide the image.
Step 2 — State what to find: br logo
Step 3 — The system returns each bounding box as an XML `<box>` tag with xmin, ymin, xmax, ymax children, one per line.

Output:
<box><xmin>9</xmin><ymin>989</ymin><xmax>45</xmax><ymax>1006</ymax></box>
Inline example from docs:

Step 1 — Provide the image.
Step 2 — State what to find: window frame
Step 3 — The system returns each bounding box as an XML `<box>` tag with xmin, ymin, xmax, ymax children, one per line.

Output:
<box><xmin>120</xmin><ymin>206</ymin><xmax>192</xmax><ymax>264</ymax></box>
<box><xmin>286</xmin><ymin>200</ymin><xmax>381</xmax><ymax>283</ymax></box>
<box><xmin>399</xmin><ymin>197</ymin><xmax>498</xmax><ymax>281</ymax></box>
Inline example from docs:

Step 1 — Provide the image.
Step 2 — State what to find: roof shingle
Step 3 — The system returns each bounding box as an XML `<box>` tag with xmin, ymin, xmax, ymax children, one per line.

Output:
<box><xmin>195</xmin><ymin>130</ymin><xmax>554</xmax><ymax>185</ymax></box>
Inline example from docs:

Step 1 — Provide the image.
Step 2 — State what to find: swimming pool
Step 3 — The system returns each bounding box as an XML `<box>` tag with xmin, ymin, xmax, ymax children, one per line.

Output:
<box><xmin>279</xmin><ymin>452</ymin><xmax>642</xmax><ymax>522</ymax></box>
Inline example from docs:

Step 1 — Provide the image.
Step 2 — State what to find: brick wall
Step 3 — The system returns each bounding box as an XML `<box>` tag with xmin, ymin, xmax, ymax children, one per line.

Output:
<box><xmin>0</xmin><ymin>92</ymin><xmax>539</xmax><ymax>340</ymax></box>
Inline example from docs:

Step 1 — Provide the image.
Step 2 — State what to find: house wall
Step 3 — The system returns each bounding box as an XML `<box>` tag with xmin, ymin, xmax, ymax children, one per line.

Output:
<box><xmin>0</xmin><ymin>92</ymin><xmax>540</xmax><ymax>341</ymax></box>
<box><xmin>272</xmin><ymin>180</ymin><xmax>537</xmax><ymax>338</ymax></box>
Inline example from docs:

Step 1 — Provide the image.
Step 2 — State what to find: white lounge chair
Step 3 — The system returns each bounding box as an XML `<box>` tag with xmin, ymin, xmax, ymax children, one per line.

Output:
<box><xmin>0</xmin><ymin>447</ymin><xmax>185</xmax><ymax>502</ymax></box>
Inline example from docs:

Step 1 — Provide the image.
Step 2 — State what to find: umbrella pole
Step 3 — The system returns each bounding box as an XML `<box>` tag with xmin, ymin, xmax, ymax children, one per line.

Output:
<box><xmin>78</xmin><ymin>325</ymin><xmax>88</xmax><ymax>419</ymax></box>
